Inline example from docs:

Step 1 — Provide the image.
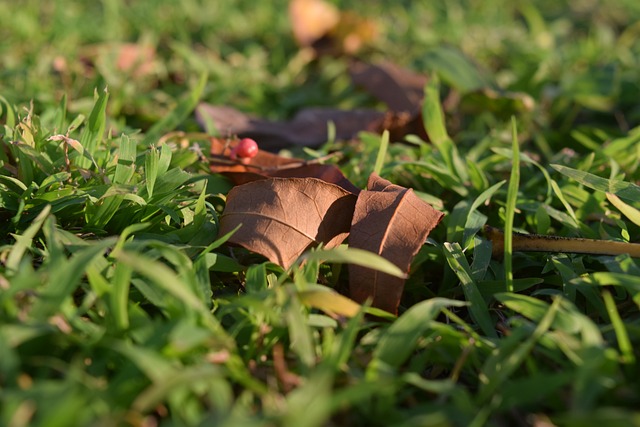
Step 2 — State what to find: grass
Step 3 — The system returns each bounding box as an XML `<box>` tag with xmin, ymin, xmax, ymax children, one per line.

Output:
<box><xmin>2</xmin><ymin>0</ymin><xmax>640</xmax><ymax>426</ymax></box>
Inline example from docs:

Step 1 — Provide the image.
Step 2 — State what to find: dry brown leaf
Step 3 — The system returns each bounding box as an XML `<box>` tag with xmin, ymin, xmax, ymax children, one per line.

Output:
<box><xmin>197</xmin><ymin>62</ymin><xmax>431</xmax><ymax>149</ymax></box>
<box><xmin>289</xmin><ymin>0</ymin><xmax>377</xmax><ymax>56</ymax></box>
<box><xmin>349</xmin><ymin>60</ymin><xmax>428</xmax><ymax>113</ymax></box>
<box><xmin>348</xmin><ymin>174</ymin><xmax>444</xmax><ymax>314</ymax></box>
<box><xmin>197</xmin><ymin>104</ymin><xmax>384</xmax><ymax>151</ymax></box>
<box><xmin>289</xmin><ymin>0</ymin><xmax>340</xmax><ymax>48</ymax></box>
<box><xmin>219</xmin><ymin>178</ymin><xmax>357</xmax><ymax>269</ymax></box>
<box><xmin>349</xmin><ymin>60</ymin><xmax>430</xmax><ymax>141</ymax></box>
<box><xmin>209</xmin><ymin>137</ymin><xmax>360</xmax><ymax>193</ymax></box>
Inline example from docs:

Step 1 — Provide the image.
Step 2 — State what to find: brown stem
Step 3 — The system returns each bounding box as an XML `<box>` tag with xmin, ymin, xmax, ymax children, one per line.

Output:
<box><xmin>484</xmin><ymin>225</ymin><xmax>640</xmax><ymax>259</ymax></box>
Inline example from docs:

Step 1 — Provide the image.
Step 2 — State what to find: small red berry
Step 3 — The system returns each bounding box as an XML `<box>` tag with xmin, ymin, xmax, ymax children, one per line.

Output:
<box><xmin>230</xmin><ymin>138</ymin><xmax>259</xmax><ymax>163</ymax></box>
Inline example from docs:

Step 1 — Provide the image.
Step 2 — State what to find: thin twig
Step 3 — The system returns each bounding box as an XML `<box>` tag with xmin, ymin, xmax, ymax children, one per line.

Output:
<box><xmin>484</xmin><ymin>225</ymin><xmax>640</xmax><ymax>258</ymax></box>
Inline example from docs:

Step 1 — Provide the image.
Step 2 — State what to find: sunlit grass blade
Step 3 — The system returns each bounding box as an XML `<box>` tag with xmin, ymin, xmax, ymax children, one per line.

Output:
<box><xmin>422</xmin><ymin>77</ymin><xmax>449</xmax><ymax>145</ymax></box>
<box><xmin>504</xmin><ymin>117</ymin><xmax>520</xmax><ymax>292</ymax></box>
<box><xmin>77</xmin><ymin>87</ymin><xmax>108</xmax><ymax>169</ymax></box>
<box><xmin>373</xmin><ymin>129</ymin><xmax>389</xmax><ymax>176</ymax></box>
<box><xmin>298</xmin><ymin>285</ymin><xmax>362</xmax><ymax>318</ymax></box>
<box><xmin>145</xmin><ymin>145</ymin><xmax>159</xmax><ymax>198</ymax></box>
<box><xmin>551</xmin><ymin>164</ymin><xmax>640</xmax><ymax>202</ymax></box>
<box><xmin>113</xmin><ymin>135</ymin><xmax>136</xmax><ymax>185</ymax></box>
<box><xmin>422</xmin><ymin>77</ymin><xmax>469</xmax><ymax>183</ymax></box>
<box><xmin>300</xmin><ymin>246</ymin><xmax>407</xmax><ymax>279</ymax></box>
<box><xmin>606</xmin><ymin>192</ymin><xmax>640</xmax><ymax>227</ymax></box>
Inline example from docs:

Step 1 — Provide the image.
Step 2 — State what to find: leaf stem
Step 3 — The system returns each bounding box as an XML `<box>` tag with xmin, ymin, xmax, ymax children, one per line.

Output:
<box><xmin>484</xmin><ymin>225</ymin><xmax>640</xmax><ymax>258</ymax></box>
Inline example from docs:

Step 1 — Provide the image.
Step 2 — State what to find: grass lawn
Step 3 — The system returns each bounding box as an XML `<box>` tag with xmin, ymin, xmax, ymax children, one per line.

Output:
<box><xmin>2</xmin><ymin>1</ymin><xmax>640</xmax><ymax>426</ymax></box>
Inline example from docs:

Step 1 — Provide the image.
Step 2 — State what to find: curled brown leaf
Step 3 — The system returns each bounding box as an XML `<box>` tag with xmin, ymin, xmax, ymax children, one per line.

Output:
<box><xmin>348</xmin><ymin>174</ymin><xmax>444</xmax><ymax>314</ymax></box>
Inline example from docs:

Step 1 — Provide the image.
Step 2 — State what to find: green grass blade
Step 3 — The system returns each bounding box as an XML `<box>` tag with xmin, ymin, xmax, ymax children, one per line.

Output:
<box><xmin>145</xmin><ymin>145</ymin><xmax>159</xmax><ymax>198</ymax></box>
<box><xmin>113</xmin><ymin>134</ymin><xmax>136</xmax><ymax>185</ymax></box>
<box><xmin>575</xmin><ymin>272</ymin><xmax>640</xmax><ymax>309</ymax></box>
<box><xmin>300</xmin><ymin>246</ymin><xmax>406</xmax><ymax>278</ymax></box>
<box><xmin>550</xmin><ymin>179</ymin><xmax>579</xmax><ymax>227</ymax></box>
<box><xmin>422</xmin><ymin>76</ymin><xmax>449</xmax><ymax>145</ymax></box>
<box><xmin>369</xmin><ymin>297</ymin><xmax>467</xmax><ymax>375</ymax></box>
<box><xmin>110</xmin><ymin>261</ymin><xmax>133</xmax><ymax>330</ymax></box>
<box><xmin>158</xmin><ymin>143</ymin><xmax>172</xmax><ymax>175</ymax></box>
<box><xmin>55</xmin><ymin>93</ymin><xmax>67</xmax><ymax>131</ymax></box>
<box><xmin>478</xmin><ymin>296</ymin><xmax>560</xmax><ymax>403</ymax></box>
<box><xmin>78</xmin><ymin>87</ymin><xmax>109</xmax><ymax>169</ymax></box>
<box><xmin>444</xmin><ymin>242</ymin><xmax>497</xmax><ymax>338</ymax></box>
<box><xmin>551</xmin><ymin>164</ymin><xmax>640</xmax><ymax>202</ymax></box>
<box><xmin>32</xmin><ymin>239</ymin><xmax>115</xmax><ymax>318</ymax></box>
<box><xmin>373</xmin><ymin>129</ymin><xmax>389</xmax><ymax>176</ymax></box>
<box><xmin>284</xmin><ymin>284</ymin><xmax>316</xmax><ymax>367</ymax></box>
<box><xmin>0</xmin><ymin>94</ymin><xmax>17</xmax><ymax>128</ymax></box>
<box><xmin>116</xmin><ymin>251</ymin><xmax>207</xmax><ymax>312</ymax></box>
<box><xmin>245</xmin><ymin>262</ymin><xmax>268</xmax><ymax>293</ymax></box>
<box><xmin>606</xmin><ymin>192</ymin><xmax>640</xmax><ymax>227</ymax></box>
<box><xmin>422</xmin><ymin>77</ymin><xmax>468</xmax><ymax>183</ymax></box>
<box><xmin>504</xmin><ymin>117</ymin><xmax>521</xmax><ymax>292</ymax></box>
<box><xmin>602</xmin><ymin>290</ymin><xmax>635</xmax><ymax>364</ymax></box>
<box><xmin>324</xmin><ymin>304</ymin><xmax>366</xmax><ymax>369</ymax></box>
<box><xmin>6</xmin><ymin>205</ymin><xmax>51</xmax><ymax>273</ymax></box>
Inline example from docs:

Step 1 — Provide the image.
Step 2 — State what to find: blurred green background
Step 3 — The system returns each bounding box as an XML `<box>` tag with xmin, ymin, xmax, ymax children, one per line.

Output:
<box><xmin>2</xmin><ymin>0</ymin><xmax>639</xmax><ymax>144</ymax></box>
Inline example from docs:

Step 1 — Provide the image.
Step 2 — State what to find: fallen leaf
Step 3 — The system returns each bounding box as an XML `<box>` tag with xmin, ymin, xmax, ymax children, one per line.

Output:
<box><xmin>349</xmin><ymin>60</ymin><xmax>428</xmax><ymax>113</ymax></box>
<box><xmin>209</xmin><ymin>137</ymin><xmax>360</xmax><ymax>193</ymax></box>
<box><xmin>289</xmin><ymin>0</ymin><xmax>377</xmax><ymax>56</ymax></box>
<box><xmin>197</xmin><ymin>61</ymin><xmax>432</xmax><ymax>149</ymax></box>
<box><xmin>348</xmin><ymin>173</ymin><xmax>444</xmax><ymax>314</ymax></box>
<box><xmin>349</xmin><ymin>60</ymin><xmax>430</xmax><ymax>141</ymax></box>
<box><xmin>289</xmin><ymin>0</ymin><xmax>340</xmax><ymax>48</ymax></box>
<box><xmin>197</xmin><ymin>104</ymin><xmax>384</xmax><ymax>151</ymax></box>
<box><xmin>219</xmin><ymin>177</ymin><xmax>357</xmax><ymax>269</ymax></box>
